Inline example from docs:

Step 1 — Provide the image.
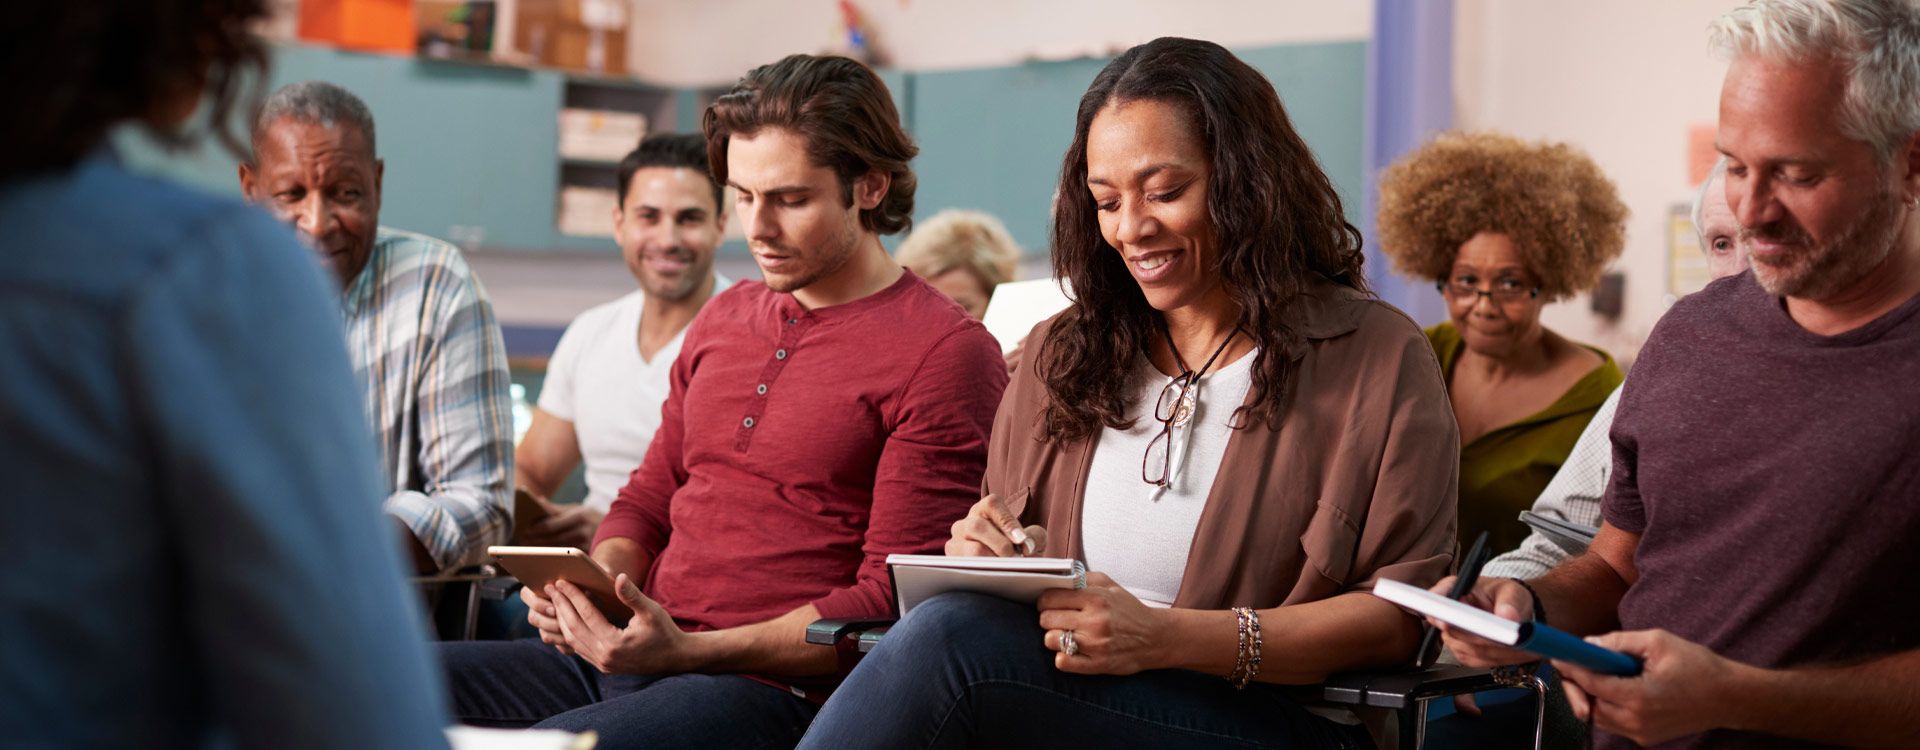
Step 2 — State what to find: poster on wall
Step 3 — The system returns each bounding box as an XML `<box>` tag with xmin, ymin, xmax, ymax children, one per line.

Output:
<box><xmin>1666</xmin><ymin>203</ymin><xmax>1712</xmax><ymax>301</ymax></box>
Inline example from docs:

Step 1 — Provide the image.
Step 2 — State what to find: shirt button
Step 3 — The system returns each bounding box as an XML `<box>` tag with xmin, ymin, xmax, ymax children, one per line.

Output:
<box><xmin>756</xmin><ymin>384</ymin><xmax>768</xmax><ymax>395</ymax></box>
<box><xmin>788</xmin><ymin>318</ymin><xmax>798</xmax><ymax>325</ymax></box>
<box><xmin>743</xmin><ymin>416</ymin><xmax>756</xmax><ymax>428</ymax></box>
<box><xmin>775</xmin><ymin>349</ymin><xmax>788</xmax><ymax>360</ymax></box>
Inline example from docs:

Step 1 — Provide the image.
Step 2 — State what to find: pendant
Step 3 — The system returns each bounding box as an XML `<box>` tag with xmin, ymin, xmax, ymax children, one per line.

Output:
<box><xmin>1171</xmin><ymin>389</ymin><xmax>1196</xmax><ymax>427</ymax></box>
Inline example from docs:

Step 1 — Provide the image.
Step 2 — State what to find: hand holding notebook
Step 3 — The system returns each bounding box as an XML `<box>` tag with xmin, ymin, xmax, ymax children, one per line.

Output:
<box><xmin>1373</xmin><ymin>579</ymin><xmax>1642</xmax><ymax>676</ymax></box>
<box><xmin>887</xmin><ymin>554</ymin><xmax>1086</xmax><ymax>616</ymax></box>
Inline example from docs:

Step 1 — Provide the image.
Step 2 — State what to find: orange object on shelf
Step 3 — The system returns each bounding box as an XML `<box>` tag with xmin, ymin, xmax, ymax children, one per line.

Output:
<box><xmin>299</xmin><ymin>0</ymin><xmax>418</xmax><ymax>54</ymax></box>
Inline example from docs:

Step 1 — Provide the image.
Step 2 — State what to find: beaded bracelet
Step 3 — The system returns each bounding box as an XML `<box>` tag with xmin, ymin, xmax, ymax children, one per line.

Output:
<box><xmin>1227</xmin><ymin>607</ymin><xmax>1264</xmax><ymax>689</ymax></box>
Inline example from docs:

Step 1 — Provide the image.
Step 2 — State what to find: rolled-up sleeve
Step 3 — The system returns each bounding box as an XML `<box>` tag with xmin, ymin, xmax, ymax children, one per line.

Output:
<box><xmin>385</xmin><ymin>270</ymin><xmax>513</xmax><ymax>571</ymax></box>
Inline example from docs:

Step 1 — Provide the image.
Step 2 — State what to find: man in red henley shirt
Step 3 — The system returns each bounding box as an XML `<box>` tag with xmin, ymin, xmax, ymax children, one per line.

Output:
<box><xmin>440</xmin><ymin>54</ymin><xmax>1008</xmax><ymax>750</ymax></box>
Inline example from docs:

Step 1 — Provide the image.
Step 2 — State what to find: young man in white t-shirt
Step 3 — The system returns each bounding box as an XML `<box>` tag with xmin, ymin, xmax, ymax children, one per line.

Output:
<box><xmin>514</xmin><ymin>133</ymin><xmax>731</xmax><ymax>548</ymax></box>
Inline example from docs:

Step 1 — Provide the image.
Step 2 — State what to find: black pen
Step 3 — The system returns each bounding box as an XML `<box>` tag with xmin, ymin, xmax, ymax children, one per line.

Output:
<box><xmin>1416</xmin><ymin>530</ymin><xmax>1490</xmax><ymax>667</ymax></box>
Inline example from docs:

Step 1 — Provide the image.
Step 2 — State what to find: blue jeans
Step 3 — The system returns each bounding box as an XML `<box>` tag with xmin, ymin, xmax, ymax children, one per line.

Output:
<box><xmin>441</xmin><ymin>638</ymin><xmax>818</xmax><ymax>750</ymax></box>
<box><xmin>798</xmin><ymin>593</ymin><xmax>1373</xmax><ymax>749</ymax></box>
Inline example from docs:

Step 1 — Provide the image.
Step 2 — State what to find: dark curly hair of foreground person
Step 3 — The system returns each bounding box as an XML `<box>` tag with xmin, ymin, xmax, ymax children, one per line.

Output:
<box><xmin>1376</xmin><ymin>131</ymin><xmax>1628</xmax><ymax>300</ymax></box>
<box><xmin>0</xmin><ymin>0</ymin><xmax>269</xmax><ymax>179</ymax></box>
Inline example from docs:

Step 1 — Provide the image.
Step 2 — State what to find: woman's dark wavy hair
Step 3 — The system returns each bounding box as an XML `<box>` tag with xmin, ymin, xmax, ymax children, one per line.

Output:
<box><xmin>1037</xmin><ymin>37</ymin><xmax>1369</xmax><ymax>442</ymax></box>
<box><xmin>1</xmin><ymin>0</ymin><xmax>269</xmax><ymax>180</ymax></box>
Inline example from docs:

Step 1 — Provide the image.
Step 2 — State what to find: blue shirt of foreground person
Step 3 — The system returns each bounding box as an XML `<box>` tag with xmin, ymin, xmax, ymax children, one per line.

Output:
<box><xmin>0</xmin><ymin>114</ymin><xmax>451</xmax><ymax>750</ymax></box>
<box><xmin>0</xmin><ymin>150</ymin><xmax>454</xmax><ymax>748</ymax></box>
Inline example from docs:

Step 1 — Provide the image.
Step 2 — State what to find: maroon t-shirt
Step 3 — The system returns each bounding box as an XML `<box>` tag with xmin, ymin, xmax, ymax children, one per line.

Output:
<box><xmin>592</xmin><ymin>272</ymin><xmax>1006</xmax><ymax>691</ymax></box>
<box><xmin>1603</xmin><ymin>272</ymin><xmax>1920</xmax><ymax>750</ymax></box>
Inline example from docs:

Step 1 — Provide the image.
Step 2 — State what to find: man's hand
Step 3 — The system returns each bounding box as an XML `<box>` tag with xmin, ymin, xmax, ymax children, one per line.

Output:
<box><xmin>1429</xmin><ymin>575</ymin><xmax>1540</xmax><ymax>667</ymax></box>
<box><xmin>548</xmin><ymin>574</ymin><xmax>690</xmax><ymax>675</ymax></box>
<box><xmin>520</xmin><ymin>583</ymin><xmax>573</xmax><ymax>655</ymax></box>
<box><xmin>1036</xmin><ymin>572</ymin><xmax>1168</xmax><ymax>676</ymax></box>
<box><xmin>1557</xmin><ymin>629</ymin><xmax>1743</xmax><ymax>746</ymax></box>
<box><xmin>518</xmin><ymin>501</ymin><xmax>604</xmax><ymax>550</ymax></box>
<box><xmin>946</xmin><ymin>493</ymin><xmax>1048</xmax><ymax>557</ymax></box>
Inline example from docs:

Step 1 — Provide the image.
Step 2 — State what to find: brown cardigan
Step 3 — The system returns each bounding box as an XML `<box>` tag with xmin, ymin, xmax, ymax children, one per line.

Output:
<box><xmin>986</xmin><ymin>281</ymin><xmax>1460</xmax><ymax>612</ymax></box>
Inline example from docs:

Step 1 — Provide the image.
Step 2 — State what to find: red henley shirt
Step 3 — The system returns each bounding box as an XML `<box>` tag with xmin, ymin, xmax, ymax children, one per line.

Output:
<box><xmin>594</xmin><ymin>271</ymin><xmax>1007</xmax><ymax>638</ymax></box>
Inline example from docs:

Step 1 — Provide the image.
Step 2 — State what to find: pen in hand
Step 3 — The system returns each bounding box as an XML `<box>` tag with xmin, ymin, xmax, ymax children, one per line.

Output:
<box><xmin>1416</xmin><ymin>530</ymin><xmax>1490</xmax><ymax>667</ymax></box>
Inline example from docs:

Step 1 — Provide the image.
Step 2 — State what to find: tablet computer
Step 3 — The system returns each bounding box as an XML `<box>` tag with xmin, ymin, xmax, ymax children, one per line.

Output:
<box><xmin>489</xmin><ymin>545</ymin><xmax>630</xmax><ymax>625</ymax></box>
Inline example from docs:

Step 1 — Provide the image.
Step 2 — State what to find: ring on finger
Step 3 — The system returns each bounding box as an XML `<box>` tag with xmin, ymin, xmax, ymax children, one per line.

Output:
<box><xmin>1060</xmin><ymin>629</ymin><xmax>1079</xmax><ymax>657</ymax></box>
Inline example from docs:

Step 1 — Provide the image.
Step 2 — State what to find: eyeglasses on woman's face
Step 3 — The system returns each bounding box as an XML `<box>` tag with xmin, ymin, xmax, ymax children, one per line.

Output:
<box><xmin>1437</xmin><ymin>273</ymin><xmax>1540</xmax><ymax>305</ymax></box>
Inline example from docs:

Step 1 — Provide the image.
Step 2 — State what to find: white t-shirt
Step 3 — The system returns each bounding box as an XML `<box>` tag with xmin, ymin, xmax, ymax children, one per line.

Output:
<box><xmin>537</xmin><ymin>275</ymin><xmax>730</xmax><ymax>511</ymax></box>
<box><xmin>1080</xmin><ymin>349</ymin><xmax>1257</xmax><ymax>607</ymax></box>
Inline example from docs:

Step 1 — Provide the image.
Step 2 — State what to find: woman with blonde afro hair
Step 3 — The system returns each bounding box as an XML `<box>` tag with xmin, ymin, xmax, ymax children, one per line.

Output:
<box><xmin>1376</xmin><ymin>131</ymin><xmax>1628</xmax><ymax>555</ymax></box>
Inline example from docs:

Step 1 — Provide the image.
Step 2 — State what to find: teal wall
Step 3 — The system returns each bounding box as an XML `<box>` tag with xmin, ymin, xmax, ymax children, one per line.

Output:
<box><xmin>908</xmin><ymin>41</ymin><xmax>1367</xmax><ymax>254</ymax></box>
<box><xmin>116</xmin><ymin>43</ymin><xmax>607</xmax><ymax>251</ymax></box>
<box><xmin>117</xmin><ymin>41</ymin><xmax>1364</xmax><ymax>258</ymax></box>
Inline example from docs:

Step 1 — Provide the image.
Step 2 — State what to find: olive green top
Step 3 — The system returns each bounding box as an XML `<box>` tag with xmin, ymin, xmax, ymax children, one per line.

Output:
<box><xmin>1426</xmin><ymin>322</ymin><xmax>1624</xmax><ymax>555</ymax></box>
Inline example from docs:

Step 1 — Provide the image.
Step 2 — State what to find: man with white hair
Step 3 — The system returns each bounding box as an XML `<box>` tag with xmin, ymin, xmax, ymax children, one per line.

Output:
<box><xmin>1439</xmin><ymin>1</ymin><xmax>1920</xmax><ymax>747</ymax></box>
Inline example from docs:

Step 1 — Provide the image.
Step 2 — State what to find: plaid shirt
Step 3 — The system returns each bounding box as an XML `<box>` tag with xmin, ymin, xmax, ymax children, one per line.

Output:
<box><xmin>342</xmin><ymin>227</ymin><xmax>512</xmax><ymax>571</ymax></box>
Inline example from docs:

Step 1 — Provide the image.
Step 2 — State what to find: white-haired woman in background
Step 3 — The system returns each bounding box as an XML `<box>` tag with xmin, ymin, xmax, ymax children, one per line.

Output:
<box><xmin>894</xmin><ymin>208</ymin><xmax>1021</xmax><ymax>320</ymax></box>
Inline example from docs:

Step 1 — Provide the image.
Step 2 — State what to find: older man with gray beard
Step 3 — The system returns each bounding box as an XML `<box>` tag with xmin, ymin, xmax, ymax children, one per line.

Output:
<box><xmin>1438</xmin><ymin>1</ymin><xmax>1920</xmax><ymax>748</ymax></box>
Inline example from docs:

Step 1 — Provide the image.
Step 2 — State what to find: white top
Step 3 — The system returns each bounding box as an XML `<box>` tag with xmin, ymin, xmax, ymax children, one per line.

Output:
<box><xmin>537</xmin><ymin>275</ymin><xmax>730</xmax><ymax>511</ymax></box>
<box><xmin>1080</xmin><ymin>348</ymin><xmax>1257</xmax><ymax>607</ymax></box>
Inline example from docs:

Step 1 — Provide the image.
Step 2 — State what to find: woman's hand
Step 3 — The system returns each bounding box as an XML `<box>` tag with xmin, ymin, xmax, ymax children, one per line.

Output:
<box><xmin>946</xmin><ymin>493</ymin><xmax>1048</xmax><ymax>557</ymax></box>
<box><xmin>1036</xmin><ymin>572</ymin><xmax>1168</xmax><ymax>675</ymax></box>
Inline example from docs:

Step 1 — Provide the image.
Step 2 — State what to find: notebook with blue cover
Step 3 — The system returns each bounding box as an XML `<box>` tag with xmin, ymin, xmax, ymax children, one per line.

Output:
<box><xmin>1373</xmin><ymin>578</ymin><xmax>1642</xmax><ymax>676</ymax></box>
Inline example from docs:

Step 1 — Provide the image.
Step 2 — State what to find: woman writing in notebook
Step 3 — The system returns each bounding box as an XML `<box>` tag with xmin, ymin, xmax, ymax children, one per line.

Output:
<box><xmin>800</xmin><ymin>37</ymin><xmax>1459</xmax><ymax>748</ymax></box>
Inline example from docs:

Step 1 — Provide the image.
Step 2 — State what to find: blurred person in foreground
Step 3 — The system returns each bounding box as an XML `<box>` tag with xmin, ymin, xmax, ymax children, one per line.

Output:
<box><xmin>0</xmin><ymin>2</ymin><xmax>450</xmax><ymax>748</ymax></box>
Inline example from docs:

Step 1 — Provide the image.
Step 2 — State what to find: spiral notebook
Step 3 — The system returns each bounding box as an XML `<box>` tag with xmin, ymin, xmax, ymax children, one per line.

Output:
<box><xmin>885</xmin><ymin>554</ymin><xmax>1087</xmax><ymax>617</ymax></box>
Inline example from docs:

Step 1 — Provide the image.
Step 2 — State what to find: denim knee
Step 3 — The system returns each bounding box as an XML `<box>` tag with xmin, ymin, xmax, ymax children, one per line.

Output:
<box><xmin>886</xmin><ymin>591</ymin><xmax>1035</xmax><ymax>652</ymax></box>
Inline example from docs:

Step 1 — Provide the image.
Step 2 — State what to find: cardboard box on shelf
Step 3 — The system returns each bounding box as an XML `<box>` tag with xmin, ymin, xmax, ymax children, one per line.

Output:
<box><xmin>558</xmin><ymin>109</ymin><xmax>647</xmax><ymax>163</ymax></box>
<box><xmin>558</xmin><ymin>186</ymin><xmax>619</xmax><ymax>238</ymax></box>
<box><xmin>517</xmin><ymin>0</ymin><xmax>626</xmax><ymax>29</ymax></box>
<box><xmin>511</xmin><ymin>0</ymin><xmax>629</xmax><ymax>74</ymax></box>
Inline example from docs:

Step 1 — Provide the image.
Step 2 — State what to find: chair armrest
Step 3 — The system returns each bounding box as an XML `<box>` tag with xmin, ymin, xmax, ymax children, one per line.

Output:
<box><xmin>804</xmin><ymin>618</ymin><xmax>898</xmax><ymax>646</ymax></box>
<box><xmin>855</xmin><ymin>625</ymin><xmax>892</xmax><ymax>653</ymax></box>
<box><xmin>1306</xmin><ymin>665</ymin><xmax>1511</xmax><ymax>710</ymax></box>
<box><xmin>477</xmin><ymin>575</ymin><xmax>522</xmax><ymax>602</ymax></box>
<box><xmin>413</xmin><ymin>563</ymin><xmax>500</xmax><ymax>585</ymax></box>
